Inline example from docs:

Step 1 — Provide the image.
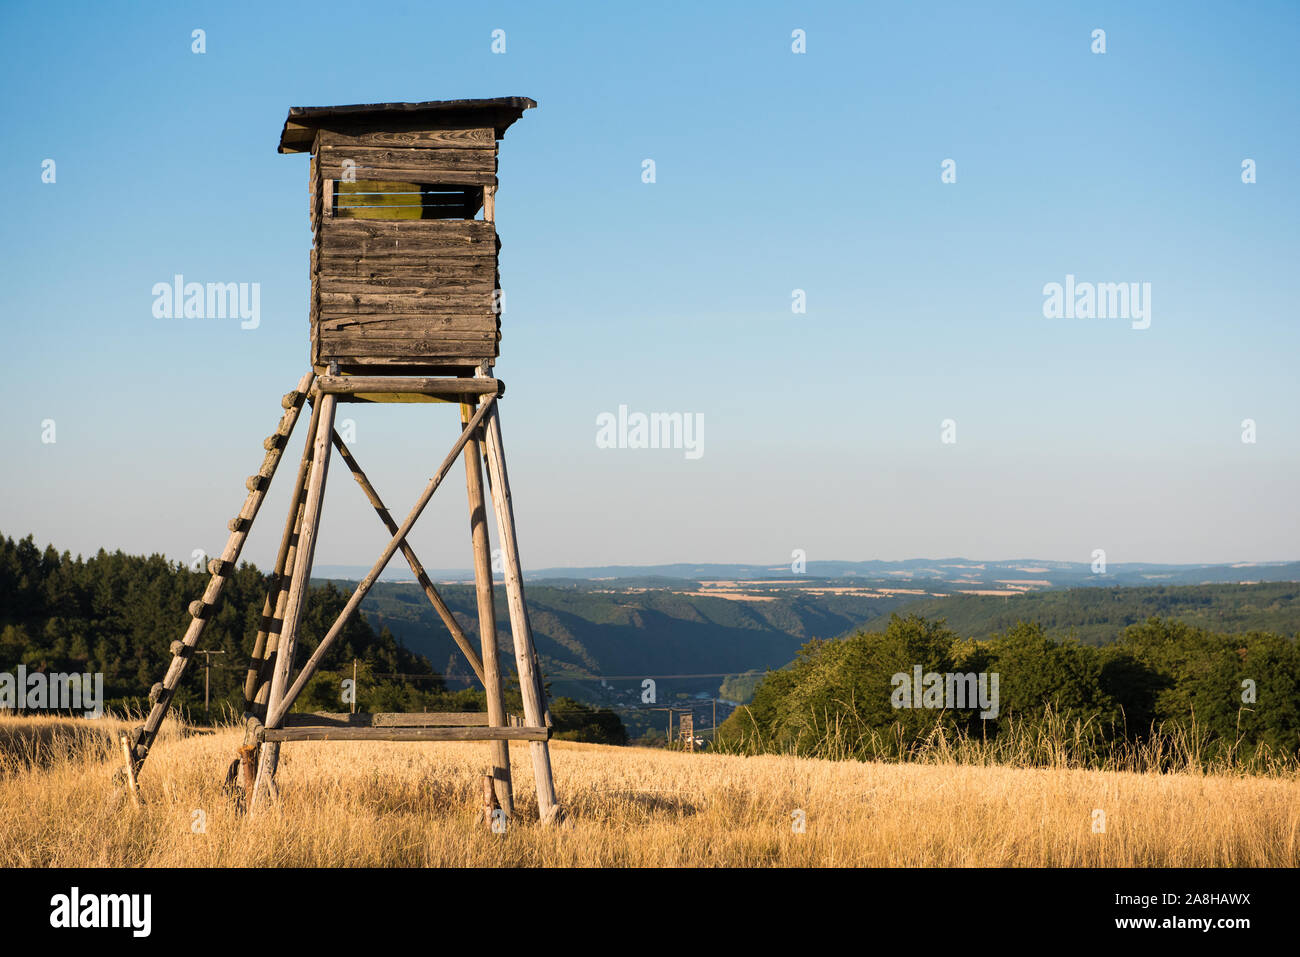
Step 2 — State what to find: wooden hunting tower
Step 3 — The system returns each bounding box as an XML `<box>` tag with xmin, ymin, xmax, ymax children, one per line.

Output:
<box><xmin>127</xmin><ymin>99</ymin><xmax>559</xmax><ymax>825</ymax></box>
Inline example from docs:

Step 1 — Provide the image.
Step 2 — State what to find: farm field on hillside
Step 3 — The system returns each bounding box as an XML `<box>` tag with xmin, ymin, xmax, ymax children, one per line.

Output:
<box><xmin>1</xmin><ymin>717</ymin><xmax>1297</xmax><ymax>868</ymax></box>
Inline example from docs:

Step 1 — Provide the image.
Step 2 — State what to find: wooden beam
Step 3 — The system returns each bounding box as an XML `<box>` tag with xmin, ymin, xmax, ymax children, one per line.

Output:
<box><xmin>480</xmin><ymin>395</ymin><xmax>560</xmax><ymax>823</ymax></box>
<box><xmin>266</xmin><ymin>394</ymin><xmax>498</xmax><ymax>730</ymax></box>
<box><xmin>259</xmin><ymin>726</ymin><xmax>550</xmax><ymax>743</ymax></box>
<box><xmin>315</xmin><ymin>375</ymin><xmax>502</xmax><ymax>398</ymax></box>
<box><xmin>252</xmin><ymin>391</ymin><xmax>338</xmax><ymax>808</ymax></box>
<box><xmin>463</xmin><ymin>399</ymin><xmax>513</xmax><ymax>815</ymax></box>
<box><xmin>243</xmin><ymin>396</ymin><xmax>322</xmax><ymax>712</ymax></box>
<box><xmin>119</xmin><ymin>732</ymin><xmax>140</xmax><ymax>807</ymax></box>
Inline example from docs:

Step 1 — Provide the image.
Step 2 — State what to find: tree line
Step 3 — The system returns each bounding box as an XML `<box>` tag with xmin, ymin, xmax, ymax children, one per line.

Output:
<box><xmin>716</xmin><ymin>612</ymin><xmax>1300</xmax><ymax>769</ymax></box>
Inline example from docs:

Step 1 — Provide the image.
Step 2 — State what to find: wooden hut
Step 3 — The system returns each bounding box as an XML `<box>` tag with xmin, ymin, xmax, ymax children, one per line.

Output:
<box><xmin>276</xmin><ymin>97</ymin><xmax>536</xmax><ymax>374</ymax></box>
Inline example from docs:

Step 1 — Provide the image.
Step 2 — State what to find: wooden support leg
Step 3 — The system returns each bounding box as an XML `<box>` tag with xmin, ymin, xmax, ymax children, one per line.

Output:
<box><xmin>462</xmin><ymin>400</ymin><xmax>514</xmax><ymax>816</ymax></box>
<box><xmin>131</xmin><ymin>371</ymin><xmax>315</xmax><ymax>777</ymax></box>
<box><xmin>244</xmin><ymin>397</ymin><xmax>321</xmax><ymax>714</ymax></box>
<box><xmin>252</xmin><ymin>392</ymin><xmax>338</xmax><ymax>810</ymax></box>
<box><xmin>480</xmin><ymin>400</ymin><xmax>559</xmax><ymax>824</ymax></box>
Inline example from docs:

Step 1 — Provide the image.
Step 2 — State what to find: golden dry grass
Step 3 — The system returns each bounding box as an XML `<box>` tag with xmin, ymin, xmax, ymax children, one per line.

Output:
<box><xmin>1</xmin><ymin>715</ymin><xmax>1297</xmax><ymax>867</ymax></box>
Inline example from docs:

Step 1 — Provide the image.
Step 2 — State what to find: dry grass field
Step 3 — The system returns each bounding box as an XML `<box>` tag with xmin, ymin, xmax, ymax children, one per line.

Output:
<box><xmin>1</xmin><ymin>714</ymin><xmax>1297</xmax><ymax>867</ymax></box>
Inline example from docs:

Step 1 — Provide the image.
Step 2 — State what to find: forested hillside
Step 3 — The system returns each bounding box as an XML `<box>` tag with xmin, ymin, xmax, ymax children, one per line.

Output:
<box><xmin>719</xmin><ymin>613</ymin><xmax>1300</xmax><ymax>768</ymax></box>
<box><xmin>0</xmin><ymin>532</ymin><xmax>458</xmax><ymax>716</ymax></box>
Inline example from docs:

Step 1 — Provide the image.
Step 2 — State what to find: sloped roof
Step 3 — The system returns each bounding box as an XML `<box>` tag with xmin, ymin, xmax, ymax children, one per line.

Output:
<box><xmin>278</xmin><ymin>97</ymin><xmax>537</xmax><ymax>153</ymax></box>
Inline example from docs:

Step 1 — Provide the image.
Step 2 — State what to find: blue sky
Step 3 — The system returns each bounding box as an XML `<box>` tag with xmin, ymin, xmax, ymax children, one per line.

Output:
<box><xmin>1</xmin><ymin>0</ymin><xmax>1297</xmax><ymax>571</ymax></box>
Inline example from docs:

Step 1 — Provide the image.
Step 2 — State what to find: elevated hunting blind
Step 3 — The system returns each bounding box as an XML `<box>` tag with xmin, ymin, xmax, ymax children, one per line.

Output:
<box><xmin>126</xmin><ymin>99</ymin><xmax>559</xmax><ymax>824</ymax></box>
<box><xmin>281</xmin><ymin>97</ymin><xmax>535</xmax><ymax>374</ymax></box>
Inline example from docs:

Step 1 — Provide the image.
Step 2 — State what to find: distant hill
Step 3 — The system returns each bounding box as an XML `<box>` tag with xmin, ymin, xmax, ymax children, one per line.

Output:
<box><xmin>315</xmin><ymin>558</ymin><xmax>1300</xmax><ymax>589</ymax></box>
<box><xmin>875</xmin><ymin>582</ymin><xmax>1300</xmax><ymax>646</ymax></box>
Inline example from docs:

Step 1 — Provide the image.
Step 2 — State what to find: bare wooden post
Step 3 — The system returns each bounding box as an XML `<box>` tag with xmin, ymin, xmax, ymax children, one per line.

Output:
<box><xmin>462</xmin><ymin>400</ymin><xmax>513</xmax><ymax>815</ymax></box>
<box><xmin>119</xmin><ymin>732</ymin><xmax>140</xmax><ymax>807</ymax></box>
<box><xmin>252</xmin><ymin>391</ymin><xmax>338</xmax><ymax>809</ymax></box>
<box><xmin>196</xmin><ymin>650</ymin><xmax>225</xmax><ymax>717</ymax></box>
<box><xmin>480</xmin><ymin>398</ymin><xmax>559</xmax><ymax>823</ymax></box>
<box><xmin>482</xmin><ymin>773</ymin><xmax>500</xmax><ymax>829</ymax></box>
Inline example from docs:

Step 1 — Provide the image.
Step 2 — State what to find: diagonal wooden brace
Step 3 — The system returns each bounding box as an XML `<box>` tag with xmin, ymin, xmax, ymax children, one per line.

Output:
<box><xmin>330</xmin><ymin>430</ymin><xmax>486</xmax><ymax>684</ymax></box>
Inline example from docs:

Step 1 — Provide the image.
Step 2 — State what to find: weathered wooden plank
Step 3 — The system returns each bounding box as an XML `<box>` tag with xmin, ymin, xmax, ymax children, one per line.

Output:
<box><xmin>481</xmin><ymin>401</ymin><xmax>560</xmax><ymax>823</ymax></box>
<box><xmin>283</xmin><ymin>711</ymin><xmax>495</xmax><ymax>727</ymax></box>
<box><xmin>317</xmin><ymin>261</ymin><xmax>495</xmax><ymax>281</ymax></box>
<box><xmin>323</xmin><ymin>355</ymin><xmax>487</xmax><ymax>369</ymax></box>
<box><xmin>317</xmin><ymin>256</ymin><xmax>498</xmax><ymax>273</ymax></box>
<box><xmin>318</xmin><ymin>278</ymin><xmax>496</xmax><ymax>295</ymax></box>
<box><xmin>317</xmin><ymin>245</ymin><xmax>495</xmax><ymax>263</ymax></box>
<box><xmin>463</xmin><ymin>397</ymin><xmax>513</xmax><ymax>814</ymax></box>
<box><xmin>318</xmin><ymin>127</ymin><xmax>496</xmax><ymax>149</ymax></box>
<box><xmin>318</xmin><ymin>233</ymin><xmax>496</xmax><ymax>259</ymax></box>
<box><xmin>319</xmin><ymin>253</ymin><xmax>496</xmax><ymax>268</ymax></box>
<box><xmin>314</xmin><ymin>376</ymin><xmax>503</xmax><ymax>397</ymax></box>
<box><xmin>260</xmin><ymin>725</ymin><xmax>549</xmax><ymax>743</ymax></box>
<box><xmin>323</xmin><ymin>168</ymin><xmax>497</xmax><ymax>187</ymax></box>
<box><xmin>319</xmin><ymin>285</ymin><xmax>495</xmax><ymax>302</ymax></box>
<box><xmin>318</xmin><ymin>148</ymin><xmax>496</xmax><ymax>186</ymax></box>
<box><xmin>317</xmin><ymin>336</ymin><xmax>499</xmax><ymax>356</ymax></box>
<box><xmin>318</xmin><ymin>293</ymin><xmax>496</xmax><ymax>315</ymax></box>
<box><xmin>310</xmin><ymin>151</ymin><xmax>321</xmax><ymax>230</ymax></box>
<box><xmin>322</xmin><ymin>218</ymin><xmax>494</xmax><ymax>241</ymax></box>
<box><xmin>319</xmin><ymin>315</ymin><xmax>498</xmax><ymax>333</ymax></box>
<box><xmin>319</xmin><ymin>145</ymin><xmax>495</xmax><ymax>171</ymax></box>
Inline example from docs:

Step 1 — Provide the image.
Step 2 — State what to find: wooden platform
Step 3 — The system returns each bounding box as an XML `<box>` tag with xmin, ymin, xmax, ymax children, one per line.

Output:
<box><xmin>260</xmin><ymin>726</ymin><xmax>550</xmax><ymax>743</ymax></box>
<box><xmin>311</xmin><ymin>374</ymin><xmax>503</xmax><ymax>404</ymax></box>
